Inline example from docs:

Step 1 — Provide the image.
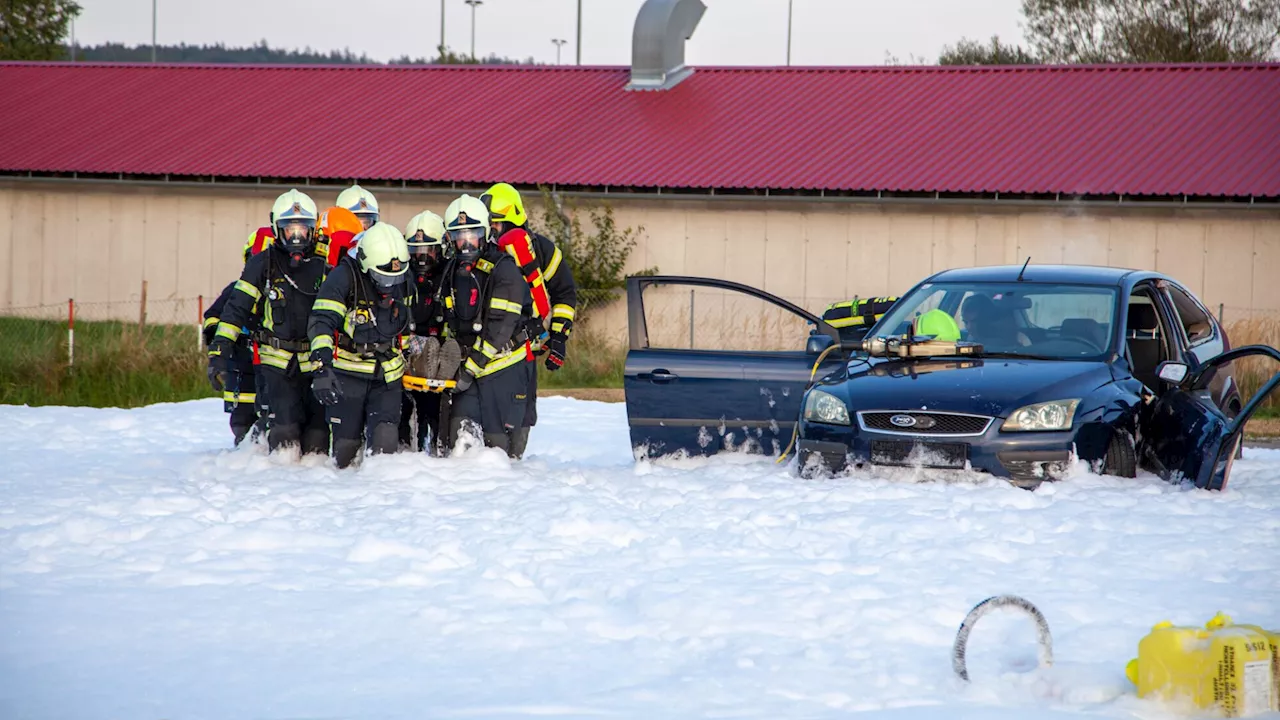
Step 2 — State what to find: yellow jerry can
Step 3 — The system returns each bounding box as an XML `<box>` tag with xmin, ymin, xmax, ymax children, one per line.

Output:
<box><xmin>1125</xmin><ymin>613</ymin><xmax>1275</xmax><ymax>717</ymax></box>
<box><xmin>1207</xmin><ymin>614</ymin><xmax>1280</xmax><ymax>714</ymax></box>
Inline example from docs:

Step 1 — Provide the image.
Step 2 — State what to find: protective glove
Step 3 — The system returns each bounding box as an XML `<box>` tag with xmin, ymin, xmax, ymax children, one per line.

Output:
<box><xmin>407</xmin><ymin>334</ymin><xmax>428</xmax><ymax>356</ymax></box>
<box><xmin>206</xmin><ymin>342</ymin><xmax>233</xmax><ymax>392</ymax></box>
<box><xmin>453</xmin><ymin>366</ymin><xmax>475</xmax><ymax>394</ymax></box>
<box><xmin>544</xmin><ymin>332</ymin><xmax>568</xmax><ymax>372</ymax></box>
<box><xmin>309</xmin><ymin>347</ymin><xmax>343</xmax><ymax>407</ymax></box>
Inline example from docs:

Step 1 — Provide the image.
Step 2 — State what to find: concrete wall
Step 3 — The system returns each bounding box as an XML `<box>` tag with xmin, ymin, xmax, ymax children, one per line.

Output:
<box><xmin>2</xmin><ymin>180</ymin><xmax>1278</xmax><ymax>340</ymax></box>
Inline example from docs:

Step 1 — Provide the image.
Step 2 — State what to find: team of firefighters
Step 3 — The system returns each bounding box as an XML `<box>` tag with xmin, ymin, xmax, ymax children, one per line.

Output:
<box><xmin>203</xmin><ymin>183</ymin><xmax>577</xmax><ymax>467</ymax></box>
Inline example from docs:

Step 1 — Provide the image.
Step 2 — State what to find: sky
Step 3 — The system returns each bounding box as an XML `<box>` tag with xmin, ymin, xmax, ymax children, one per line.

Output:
<box><xmin>70</xmin><ymin>0</ymin><xmax>1026</xmax><ymax>66</ymax></box>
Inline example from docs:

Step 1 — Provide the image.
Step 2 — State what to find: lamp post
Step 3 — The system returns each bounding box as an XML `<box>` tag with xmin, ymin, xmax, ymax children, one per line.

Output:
<box><xmin>464</xmin><ymin>0</ymin><xmax>483</xmax><ymax>62</ymax></box>
<box><xmin>576</xmin><ymin>0</ymin><xmax>582</xmax><ymax>65</ymax></box>
<box><xmin>786</xmin><ymin>0</ymin><xmax>793</xmax><ymax>66</ymax></box>
<box><xmin>439</xmin><ymin>0</ymin><xmax>446</xmax><ymax>61</ymax></box>
<box><xmin>552</xmin><ymin>38</ymin><xmax>567</xmax><ymax>65</ymax></box>
<box><xmin>151</xmin><ymin>0</ymin><xmax>158</xmax><ymax>63</ymax></box>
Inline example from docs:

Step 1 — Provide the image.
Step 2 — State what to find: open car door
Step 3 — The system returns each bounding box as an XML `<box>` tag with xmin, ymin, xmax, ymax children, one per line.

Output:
<box><xmin>1142</xmin><ymin>346</ymin><xmax>1280</xmax><ymax>490</ymax></box>
<box><xmin>624</xmin><ymin>276</ymin><xmax>845</xmax><ymax>458</ymax></box>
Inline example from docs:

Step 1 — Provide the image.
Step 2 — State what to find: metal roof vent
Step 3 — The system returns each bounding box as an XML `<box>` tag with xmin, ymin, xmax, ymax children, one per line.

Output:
<box><xmin>627</xmin><ymin>0</ymin><xmax>706</xmax><ymax>91</ymax></box>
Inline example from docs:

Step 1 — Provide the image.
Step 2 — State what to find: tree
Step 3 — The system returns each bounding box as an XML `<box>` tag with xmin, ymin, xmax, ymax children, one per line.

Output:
<box><xmin>1</xmin><ymin>0</ymin><xmax>81</xmax><ymax>61</ymax></box>
<box><xmin>1021</xmin><ymin>0</ymin><xmax>1280</xmax><ymax>63</ymax></box>
<box><xmin>70</xmin><ymin>41</ymin><xmax>535</xmax><ymax>66</ymax></box>
<box><xmin>536</xmin><ymin>187</ymin><xmax>654</xmax><ymax>322</ymax></box>
<box><xmin>939</xmin><ymin>35</ymin><xmax>1040</xmax><ymax>65</ymax></box>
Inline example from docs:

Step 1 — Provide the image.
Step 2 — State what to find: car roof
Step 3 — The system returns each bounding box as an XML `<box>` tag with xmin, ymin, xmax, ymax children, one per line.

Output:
<box><xmin>925</xmin><ymin>264</ymin><xmax>1158</xmax><ymax>287</ymax></box>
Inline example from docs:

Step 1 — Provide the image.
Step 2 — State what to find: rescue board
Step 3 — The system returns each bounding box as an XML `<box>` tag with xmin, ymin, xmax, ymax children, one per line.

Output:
<box><xmin>402</xmin><ymin>375</ymin><xmax>456</xmax><ymax>393</ymax></box>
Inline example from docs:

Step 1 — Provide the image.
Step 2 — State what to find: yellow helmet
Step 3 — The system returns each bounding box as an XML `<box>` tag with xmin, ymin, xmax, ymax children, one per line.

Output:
<box><xmin>355</xmin><ymin>221</ymin><xmax>410</xmax><ymax>290</ymax></box>
<box><xmin>336</xmin><ymin>184</ymin><xmax>380</xmax><ymax>229</ymax></box>
<box><xmin>915</xmin><ymin>308</ymin><xmax>960</xmax><ymax>342</ymax></box>
<box><xmin>481</xmin><ymin>182</ymin><xmax>527</xmax><ymax>227</ymax></box>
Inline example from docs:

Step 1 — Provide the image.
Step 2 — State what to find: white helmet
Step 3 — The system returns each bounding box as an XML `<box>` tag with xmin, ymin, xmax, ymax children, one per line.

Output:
<box><xmin>336</xmin><ymin>184</ymin><xmax>379</xmax><ymax>229</ymax></box>
<box><xmin>355</xmin><ymin>221</ymin><xmax>410</xmax><ymax>290</ymax></box>
<box><xmin>269</xmin><ymin>189</ymin><xmax>318</xmax><ymax>257</ymax></box>
<box><xmin>444</xmin><ymin>194</ymin><xmax>490</xmax><ymax>264</ymax></box>
<box><xmin>405</xmin><ymin>210</ymin><xmax>449</xmax><ymax>274</ymax></box>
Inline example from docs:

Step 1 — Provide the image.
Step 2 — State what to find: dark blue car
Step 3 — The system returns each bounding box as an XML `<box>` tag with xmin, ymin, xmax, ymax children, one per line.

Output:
<box><xmin>623</xmin><ymin>267</ymin><xmax>1280</xmax><ymax>490</ymax></box>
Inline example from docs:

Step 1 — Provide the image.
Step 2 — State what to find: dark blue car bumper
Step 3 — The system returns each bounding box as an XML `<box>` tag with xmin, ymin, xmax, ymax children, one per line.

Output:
<box><xmin>797</xmin><ymin>420</ymin><xmax>1079</xmax><ymax>486</ymax></box>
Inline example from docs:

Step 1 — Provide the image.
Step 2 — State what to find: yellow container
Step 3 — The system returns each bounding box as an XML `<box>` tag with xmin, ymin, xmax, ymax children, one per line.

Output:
<box><xmin>1126</xmin><ymin>613</ymin><xmax>1275</xmax><ymax>717</ymax></box>
<box><xmin>1208</xmin><ymin>614</ymin><xmax>1280</xmax><ymax>714</ymax></box>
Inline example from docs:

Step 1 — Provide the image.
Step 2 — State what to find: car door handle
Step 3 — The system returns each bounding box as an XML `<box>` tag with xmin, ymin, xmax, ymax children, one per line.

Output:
<box><xmin>640</xmin><ymin>369</ymin><xmax>679</xmax><ymax>383</ymax></box>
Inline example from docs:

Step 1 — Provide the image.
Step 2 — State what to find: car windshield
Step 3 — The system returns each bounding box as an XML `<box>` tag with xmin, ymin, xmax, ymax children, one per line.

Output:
<box><xmin>870</xmin><ymin>281</ymin><xmax>1119</xmax><ymax>359</ymax></box>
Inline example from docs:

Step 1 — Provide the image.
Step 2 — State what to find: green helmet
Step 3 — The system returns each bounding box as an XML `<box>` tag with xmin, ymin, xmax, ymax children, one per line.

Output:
<box><xmin>915</xmin><ymin>308</ymin><xmax>960</xmax><ymax>342</ymax></box>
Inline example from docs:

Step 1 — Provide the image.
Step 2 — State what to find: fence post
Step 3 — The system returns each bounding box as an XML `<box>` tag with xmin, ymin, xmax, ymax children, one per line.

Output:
<box><xmin>197</xmin><ymin>294</ymin><xmax>204</xmax><ymax>352</ymax></box>
<box><xmin>139</xmin><ymin>280</ymin><xmax>148</xmax><ymax>331</ymax></box>
<box><xmin>689</xmin><ymin>288</ymin><xmax>697</xmax><ymax>349</ymax></box>
<box><xmin>68</xmin><ymin>298</ymin><xmax>75</xmax><ymax>367</ymax></box>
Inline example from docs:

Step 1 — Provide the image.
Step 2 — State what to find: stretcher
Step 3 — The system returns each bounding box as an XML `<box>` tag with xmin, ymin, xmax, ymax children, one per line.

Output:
<box><xmin>402</xmin><ymin>375</ymin><xmax>456</xmax><ymax>393</ymax></box>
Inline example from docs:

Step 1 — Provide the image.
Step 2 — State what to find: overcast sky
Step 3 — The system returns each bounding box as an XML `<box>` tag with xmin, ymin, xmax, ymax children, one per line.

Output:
<box><xmin>72</xmin><ymin>1</ymin><xmax>1026</xmax><ymax>66</ymax></box>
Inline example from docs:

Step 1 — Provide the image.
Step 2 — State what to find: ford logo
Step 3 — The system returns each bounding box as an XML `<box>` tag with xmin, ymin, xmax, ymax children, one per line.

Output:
<box><xmin>890</xmin><ymin>414</ymin><xmax>917</xmax><ymax>428</ymax></box>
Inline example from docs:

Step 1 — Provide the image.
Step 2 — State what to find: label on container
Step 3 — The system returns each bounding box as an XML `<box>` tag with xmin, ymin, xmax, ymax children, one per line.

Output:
<box><xmin>1241</xmin><ymin>659</ymin><xmax>1271</xmax><ymax>717</ymax></box>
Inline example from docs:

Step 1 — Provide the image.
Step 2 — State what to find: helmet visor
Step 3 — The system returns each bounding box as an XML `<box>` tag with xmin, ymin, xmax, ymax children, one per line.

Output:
<box><xmin>356</xmin><ymin>212</ymin><xmax>378</xmax><ymax>231</ymax></box>
<box><xmin>369</xmin><ymin>259</ymin><xmax>408</xmax><ymax>290</ymax></box>
<box><xmin>277</xmin><ymin>219</ymin><xmax>315</xmax><ymax>250</ymax></box>
<box><xmin>449</xmin><ymin>226</ymin><xmax>485</xmax><ymax>255</ymax></box>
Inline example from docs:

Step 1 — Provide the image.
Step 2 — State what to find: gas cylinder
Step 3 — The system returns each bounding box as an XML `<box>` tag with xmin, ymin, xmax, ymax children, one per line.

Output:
<box><xmin>1125</xmin><ymin>613</ymin><xmax>1275</xmax><ymax>717</ymax></box>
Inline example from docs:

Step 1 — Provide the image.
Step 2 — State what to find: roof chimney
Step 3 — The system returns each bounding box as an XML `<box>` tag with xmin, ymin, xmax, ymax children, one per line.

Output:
<box><xmin>627</xmin><ymin>0</ymin><xmax>706</xmax><ymax>91</ymax></box>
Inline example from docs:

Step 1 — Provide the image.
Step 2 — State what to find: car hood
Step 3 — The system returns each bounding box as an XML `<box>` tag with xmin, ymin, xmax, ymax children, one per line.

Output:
<box><xmin>818</xmin><ymin>357</ymin><xmax>1115</xmax><ymax>417</ymax></box>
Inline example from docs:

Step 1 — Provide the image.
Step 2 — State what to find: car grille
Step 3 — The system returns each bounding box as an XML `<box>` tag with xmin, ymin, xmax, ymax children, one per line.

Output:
<box><xmin>859</xmin><ymin>411</ymin><xmax>991</xmax><ymax>436</ymax></box>
<box><xmin>870</xmin><ymin>440</ymin><xmax>968</xmax><ymax>469</ymax></box>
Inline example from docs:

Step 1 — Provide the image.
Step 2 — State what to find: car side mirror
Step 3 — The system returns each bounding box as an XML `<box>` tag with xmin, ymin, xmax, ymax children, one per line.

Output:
<box><xmin>807</xmin><ymin>334</ymin><xmax>835</xmax><ymax>355</ymax></box>
<box><xmin>1157</xmin><ymin>361</ymin><xmax>1189</xmax><ymax>385</ymax></box>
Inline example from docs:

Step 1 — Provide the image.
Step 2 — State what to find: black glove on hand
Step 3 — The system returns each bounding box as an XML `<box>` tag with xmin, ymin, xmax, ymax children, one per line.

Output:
<box><xmin>544</xmin><ymin>333</ymin><xmax>568</xmax><ymax>371</ymax></box>
<box><xmin>309</xmin><ymin>347</ymin><xmax>343</xmax><ymax>407</ymax></box>
<box><xmin>311</xmin><ymin>365</ymin><xmax>343</xmax><ymax>407</ymax></box>
<box><xmin>206</xmin><ymin>343</ymin><xmax>233</xmax><ymax>392</ymax></box>
<box><xmin>453</xmin><ymin>366</ymin><xmax>475</xmax><ymax>394</ymax></box>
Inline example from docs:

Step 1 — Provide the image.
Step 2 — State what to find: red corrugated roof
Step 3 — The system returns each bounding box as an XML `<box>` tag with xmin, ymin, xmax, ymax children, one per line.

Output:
<box><xmin>2</xmin><ymin>62</ymin><xmax>1278</xmax><ymax>197</ymax></box>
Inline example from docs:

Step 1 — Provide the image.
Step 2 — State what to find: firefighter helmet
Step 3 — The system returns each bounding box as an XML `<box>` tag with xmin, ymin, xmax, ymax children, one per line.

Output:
<box><xmin>356</xmin><ymin>221</ymin><xmax>410</xmax><ymax>290</ymax></box>
<box><xmin>915</xmin><ymin>308</ymin><xmax>960</xmax><ymax>342</ymax></box>
<box><xmin>269</xmin><ymin>189</ymin><xmax>318</xmax><ymax>256</ymax></box>
<box><xmin>336</xmin><ymin>184</ymin><xmax>380</xmax><ymax>230</ymax></box>
<box><xmin>444</xmin><ymin>194</ymin><xmax>490</xmax><ymax>265</ymax></box>
<box><xmin>405</xmin><ymin>210</ymin><xmax>449</xmax><ymax>274</ymax></box>
<box><xmin>481</xmin><ymin>182</ymin><xmax>527</xmax><ymax>227</ymax></box>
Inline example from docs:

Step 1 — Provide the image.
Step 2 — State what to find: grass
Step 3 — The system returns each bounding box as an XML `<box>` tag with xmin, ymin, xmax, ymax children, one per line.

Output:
<box><xmin>537</xmin><ymin>331</ymin><xmax>625</xmax><ymax>389</ymax></box>
<box><xmin>1223</xmin><ymin>317</ymin><xmax>1280</xmax><ymax>415</ymax></box>
<box><xmin>0</xmin><ymin>317</ymin><xmax>215</xmax><ymax>408</ymax></box>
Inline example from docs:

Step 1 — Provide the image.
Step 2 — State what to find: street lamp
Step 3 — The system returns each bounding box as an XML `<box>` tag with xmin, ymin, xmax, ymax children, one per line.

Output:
<box><xmin>464</xmin><ymin>0</ymin><xmax>483</xmax><ymax>62</ymax></box>
<box><xmin>439</xmin><ymin>0</ymin><xmax>446</xmax><ymax>61</ymax></box>
<box><xmin>786</xmin><ymin>0</ymin><xmax>793</xmax><ymax>66</ymax></box>
<box><xmin>552</xmin><ymin>38</ymin><xmax>567</xmax><ymax>65</ymax></box>
<box><xmin>152</xmin><ymin>0</ymin><xmax>158</xmax><ymax>63</ymax></box>
<box><xmin>576</xmin><ymin>0</ymin><xmax>582</xmax><ymax>65</ymax></box>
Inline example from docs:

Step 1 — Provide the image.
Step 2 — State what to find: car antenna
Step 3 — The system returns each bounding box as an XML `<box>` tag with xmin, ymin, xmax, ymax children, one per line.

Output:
<box><xmin>1016</xmin><ymin>256</ymin><xmax>1031</xmax><ymax>282</ymax></box>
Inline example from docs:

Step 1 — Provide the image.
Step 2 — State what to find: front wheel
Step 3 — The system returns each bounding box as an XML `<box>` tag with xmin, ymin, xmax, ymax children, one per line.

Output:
<box><xmin>1102</xmin><ymin>429</ymin><xmax>1138</xmax><ymax>478</ymax></box>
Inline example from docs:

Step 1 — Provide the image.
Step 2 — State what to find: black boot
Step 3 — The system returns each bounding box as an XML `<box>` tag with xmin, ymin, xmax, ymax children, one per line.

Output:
<box><xmin>333</xmin><ymin>438</ymin><xmax>362</xmax><ymax>469</ymax></box>
<box><xmin>269</xmin><ymin>423</ymin><xmax>301</xmax><ymax>452</ymax></box>
<box><xmin>369</xmin><ymin>423</ymin><xmax>399</xmax><ymax>456</ymax></box>
<box><xmin>508</xmin><ymin>427</ymin><xmax>530</xmax><ymax>459</ymax></box>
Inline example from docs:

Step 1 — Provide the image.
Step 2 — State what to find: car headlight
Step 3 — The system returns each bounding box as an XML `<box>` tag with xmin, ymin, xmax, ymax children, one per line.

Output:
<box><xmin>804</xmin><ymin>389</ymin><xmax>851</xmax><ymax>425</ymax></box>
<box><xmin>1001</xmin><ymin>399</ymin><xmax>1080</xmax><ymax>432</ymax></box>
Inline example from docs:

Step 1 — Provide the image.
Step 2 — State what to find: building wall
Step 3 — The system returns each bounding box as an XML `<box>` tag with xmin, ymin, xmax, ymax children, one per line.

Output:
<box><xmin>2</xmin><ymin>181</ymin><xmax>1278</xmax><ymax>342</ymax></box>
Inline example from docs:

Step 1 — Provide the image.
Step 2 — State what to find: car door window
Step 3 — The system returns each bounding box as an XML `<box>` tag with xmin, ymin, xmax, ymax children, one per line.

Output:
<box><xmin>1165</xmin><ymin>285</ymin><xmax>1216</xmax><ymax>347</ymax></box>
<box><xmin>642</xmin><ymin>283</ymin><xmax>813</xmax><ymax>351</ymax></box>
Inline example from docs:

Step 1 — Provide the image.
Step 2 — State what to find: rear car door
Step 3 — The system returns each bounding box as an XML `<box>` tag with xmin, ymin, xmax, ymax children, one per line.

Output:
<box><xmin>1141</xmin><ymin>345</ymin><xmax>1280</xmax><ymax>490</ymax></box>
<box><xmin>624</xmin><ymin>276</ymin><xmax>844</xmax><ymax>458</ymax></box>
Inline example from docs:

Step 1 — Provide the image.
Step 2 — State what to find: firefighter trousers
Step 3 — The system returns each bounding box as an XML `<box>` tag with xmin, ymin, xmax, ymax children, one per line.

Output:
<box><xmin>327</xmin><ymin>371</ymin><xmax>403</xmax><ymax>469</ymax></box>
<box><xmin>260</xmin><ymin>365</ymin><xmax>329</xmax><ymax>456</ymax></box>
<box><xmin>450</xmin><ymin>359</ymin><xmax>533</xmax><ymax>459</ymax></box>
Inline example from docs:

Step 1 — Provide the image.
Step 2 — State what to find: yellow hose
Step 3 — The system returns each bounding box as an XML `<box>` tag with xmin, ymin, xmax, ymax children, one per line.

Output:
<box><xmin>776</xmin><ymin>344</ymin><xmax>844</xmax><ymax>464</ymax></box>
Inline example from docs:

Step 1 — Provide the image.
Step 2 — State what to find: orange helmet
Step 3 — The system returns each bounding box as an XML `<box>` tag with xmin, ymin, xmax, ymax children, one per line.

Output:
<box><xmin>243</xmin><ymin>226</ymin><xmax>274</xmax><ymax>262</ymax></box>
<box><xmin>319</xmin><ymin>206</ymin><xmax>364</xmax><ymax>266</ymax></box>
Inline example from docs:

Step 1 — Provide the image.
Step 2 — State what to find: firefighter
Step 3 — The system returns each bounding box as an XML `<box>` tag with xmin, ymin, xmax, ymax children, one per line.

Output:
<box><xmin>307</xmin><ymin>221</ymin><xmax>413</xmax><ymax>469</ymax></box>
<box><xmin>399</xmin><ymin>210</ymin><xmax>456</xmax><ymax>453</ymax></box>
<box><xmin>336</xmin><ymin>184</ymin><xmax>380</xmax><ymax>231</ymax></box>
<box><xmin>439</xmin><ymin>194</ymin><xmax>535</xmax><ymax>459</ymax></box>
<box><xmin>202</xmin><ymin>228</ymin><xmax>272</xmax><ymax>445</ymax></box>
<box><xmin>480</xmin><ymin>183</ymin><xmax>578</xmax><ymax>370</ymax></box>
<box><xmin>821</xmin><ymin>296</ymin><xmax>899</xmax><ymax>343</ymax></box>
<box><xmin>317</xmin><ymin>206</ymin><xmax>364</xmax><ymax>267</ymax></box>
<box><xmin>207</xmin><ymin>189</ymin><xmax>330</xmax><ymax>457</ymax></box>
